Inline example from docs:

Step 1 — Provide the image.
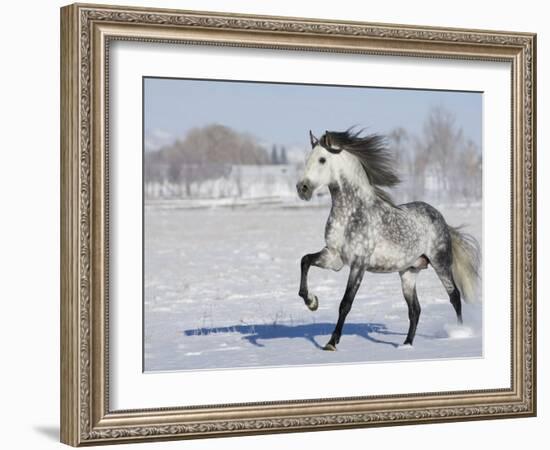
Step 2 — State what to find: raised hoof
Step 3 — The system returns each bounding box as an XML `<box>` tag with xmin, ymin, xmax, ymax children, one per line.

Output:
<box><xmin>305</xmin><ymin>294</ymin><xmax>318</xmax><ymax>311</ymax></box>
<box><xmin>323</xmin><ymin>343</ymin><xmax>337</xmax><ymax>351</ymax></box>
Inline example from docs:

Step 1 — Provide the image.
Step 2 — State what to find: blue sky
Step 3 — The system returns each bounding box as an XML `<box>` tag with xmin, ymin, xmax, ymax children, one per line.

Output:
<box><xmin>144</xmin><ymin>77</ymin><xmax>482</xmax><ymax>152</ymax></box>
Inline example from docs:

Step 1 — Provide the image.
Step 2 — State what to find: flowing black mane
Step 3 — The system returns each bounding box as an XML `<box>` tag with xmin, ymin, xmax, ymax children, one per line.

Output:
<box><xmin>320</xmin><ymin>129</ymin><xmax>400</xmax><ymax>205</ymax></box>
<box><xmin>321</xmin><ymin>129</ymin><xmax>400</xmax><ymax>187</ymax></box>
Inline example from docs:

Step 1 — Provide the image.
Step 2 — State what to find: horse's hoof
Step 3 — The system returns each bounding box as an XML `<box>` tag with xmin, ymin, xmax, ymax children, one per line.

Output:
<box><xmin>323</xmin><ymin>343</ymin><xmax>337</xmax><ymax>351</ymax></box>
<box><xmin>306</xmin><ymin>294</ymin><xmax>318</xmax><ymax>311</ymax></box>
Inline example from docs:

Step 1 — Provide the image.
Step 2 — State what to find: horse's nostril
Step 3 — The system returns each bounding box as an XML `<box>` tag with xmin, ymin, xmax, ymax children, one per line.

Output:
<box><xmin>297</xmin><ymin>181</ymin><xmax>311</xmax><ymax>197</ymax></box>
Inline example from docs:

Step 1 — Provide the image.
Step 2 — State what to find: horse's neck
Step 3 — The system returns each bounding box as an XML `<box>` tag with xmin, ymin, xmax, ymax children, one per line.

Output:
<box><xmin>329</xmin><ymin>173</ymin><xmax>377</xmax><ymax>211</ymax></box>
<box><xmin>328</xmin><ymin>154</ymin><xmax>389</xmax><ymax>225</ymax></box>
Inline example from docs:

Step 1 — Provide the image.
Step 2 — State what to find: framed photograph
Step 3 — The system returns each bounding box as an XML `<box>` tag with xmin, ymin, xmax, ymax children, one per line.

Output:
<box><xmin>60</xmin><ymin>3</ymin><xmax>536</xmax><ymax>446</ymax></box>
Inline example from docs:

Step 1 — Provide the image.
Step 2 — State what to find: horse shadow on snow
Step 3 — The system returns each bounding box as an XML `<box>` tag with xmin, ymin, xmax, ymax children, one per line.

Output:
<box><xmin>183</xmin><ymin>322</ymin><xmax>408</xmax><ymax>350</ymax></box>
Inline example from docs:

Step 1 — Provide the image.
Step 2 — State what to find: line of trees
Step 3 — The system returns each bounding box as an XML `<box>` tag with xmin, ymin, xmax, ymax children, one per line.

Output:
<box><xmin>144</xmin><ymin>106</ymin><xmax>482</xmax><ymax>203</ymax></box>
<box><xmin>388</xmin><ymin>106</ymin><xmax>482</xmax><ymax>203</ymax></box>
<box><xmin>145</xmin><ymin>124</ymin><xmax>270</xmax><ymax>197</ymax></box>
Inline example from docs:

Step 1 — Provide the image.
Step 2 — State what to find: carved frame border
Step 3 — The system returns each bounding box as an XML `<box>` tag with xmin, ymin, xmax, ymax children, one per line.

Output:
<box><xmin>60</xmin><ymin>3</ymin><xmax>536</xmax><ymax>446</ymax></box>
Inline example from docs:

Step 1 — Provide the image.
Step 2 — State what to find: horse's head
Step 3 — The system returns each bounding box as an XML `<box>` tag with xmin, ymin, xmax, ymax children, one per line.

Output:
<box><xmin>296</xmin><ymin>129</ymin><xmax>400</xmax><ymax>201</ymax></box>
<box><xmin>296</xmin><ymin>130</ymin><xmax>343</xmax><ymax>201</ymax></box>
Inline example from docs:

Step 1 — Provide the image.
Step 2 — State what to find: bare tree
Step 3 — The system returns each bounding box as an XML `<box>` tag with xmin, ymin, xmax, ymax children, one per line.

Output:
<box><xmin>388</xmin><ymin>128</ymin><xmax>412</xmax><ymax>200</ymax></box>
<box><xmin>411</xmin><ymin>135</ymin><xmax>430</xmax><ymax>200</ymax></box>
<box><xmin>456</xmin><ymin>138</ymin><xmax>482</xmax><ymax>203</ymax></box>
<box><xmin>431</xmin><ymin>108</ymin><xmax>461</xmax><ymax>193</ymax></box>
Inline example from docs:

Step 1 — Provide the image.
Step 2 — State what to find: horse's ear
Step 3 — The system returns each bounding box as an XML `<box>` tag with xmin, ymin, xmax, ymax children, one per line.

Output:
<box><xmin>309</xmin><ymin>130</ymin><xmax>319</xmax><ymax>148</ymax></box>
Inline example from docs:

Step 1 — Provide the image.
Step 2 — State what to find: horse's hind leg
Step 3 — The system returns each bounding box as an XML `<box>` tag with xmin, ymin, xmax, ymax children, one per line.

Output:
<box><xmin>299</xmin><ymin>247</ymin><xmax>343</xmax><ymax>311</ymax></box>
<box><xmin>399</xmin><ymin>268</ymin><xmax>421</xmax><ymax>345</ymax></box>
<box><xmin>432</xmin><ymin>261</ymin><xmax>462</xmax><ymax>325</ymax></box>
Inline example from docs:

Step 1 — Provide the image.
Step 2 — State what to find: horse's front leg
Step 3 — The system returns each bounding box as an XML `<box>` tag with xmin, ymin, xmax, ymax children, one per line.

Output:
<box><xmin>324</xmin><ymin>263</ymin><xmax>365</xmax><ymax>351</ymax></box>
<box><xmin>299</xmin><ymin>247</ymin><xmax>343</xmax><ymax>311</ymax></box>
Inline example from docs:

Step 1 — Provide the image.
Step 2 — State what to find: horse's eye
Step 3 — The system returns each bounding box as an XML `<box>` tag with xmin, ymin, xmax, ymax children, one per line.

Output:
<box><xmin>319</xmin><ymin>157</ymin><xmax>326</xmax><ymax>164</ymax></box>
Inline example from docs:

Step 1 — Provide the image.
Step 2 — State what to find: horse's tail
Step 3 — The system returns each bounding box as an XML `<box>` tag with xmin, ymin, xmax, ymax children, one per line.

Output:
<box><xmin>449</xmin><ymin>226</ymin><xmax>481</xmax><ymax>304</ymax></box>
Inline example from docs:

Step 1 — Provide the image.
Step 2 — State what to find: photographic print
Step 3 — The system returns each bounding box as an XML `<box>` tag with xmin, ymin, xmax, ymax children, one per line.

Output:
<box><xmin>61</xmin><ymin>5</ymin><xmax>535</xmax><ymax>444</ymax></box>
<box><xmin>143</xmin><ymin>78</ymin><xmax>483</xmax><ymax>372</ymax></box>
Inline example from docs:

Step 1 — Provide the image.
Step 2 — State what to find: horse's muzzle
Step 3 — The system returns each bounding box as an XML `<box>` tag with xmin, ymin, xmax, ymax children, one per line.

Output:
<box><xmin>296</xmin><ymin>180</ymin><xmax>313</xmax><ymax>201</ymax></box>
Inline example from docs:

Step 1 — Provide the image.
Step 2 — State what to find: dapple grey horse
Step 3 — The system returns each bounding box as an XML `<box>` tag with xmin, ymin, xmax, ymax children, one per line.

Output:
<box><xmin>297</xmin><ymin>129</ymin><xmax>480</xmax><ymax>351</ymax></box>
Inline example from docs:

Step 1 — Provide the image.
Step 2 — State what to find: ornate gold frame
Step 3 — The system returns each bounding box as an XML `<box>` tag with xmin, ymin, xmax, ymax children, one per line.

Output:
<box><xmin>60</xmin><ymin>3</ymin><xmax>536</xmax><ymax>446</ymax></box>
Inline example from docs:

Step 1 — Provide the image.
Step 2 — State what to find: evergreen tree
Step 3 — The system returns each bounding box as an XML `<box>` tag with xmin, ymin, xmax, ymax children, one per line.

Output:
<box><xmin>271</xmin><ymin>145</ymin><xmax>279</xmax><ymax>164</ymax></box>
<box><xmin>280</xmin><ymin>146</ymin><xmax>288</xmax><ymax>165</ymax></box>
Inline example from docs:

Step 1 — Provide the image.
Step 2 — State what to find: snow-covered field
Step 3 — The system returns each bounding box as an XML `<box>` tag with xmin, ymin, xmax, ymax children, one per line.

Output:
<box><xmin>144</xmin><ymin>200</ymin><xmax>482</xmax><ymax>372</ymax></box>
